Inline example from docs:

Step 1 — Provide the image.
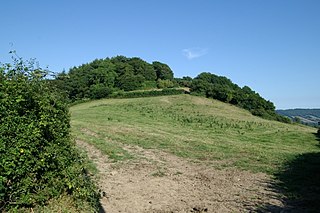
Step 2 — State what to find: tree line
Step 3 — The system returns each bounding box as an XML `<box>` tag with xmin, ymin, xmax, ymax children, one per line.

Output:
<box><xmin>189</xmin><ymin>72</ymin><xmax>290</xmax><ymax>122</ymax></box>
<box><xmin>53</xmin><ymin>56</ymin><xmax>175</xmax><ymax>101</ymax></box>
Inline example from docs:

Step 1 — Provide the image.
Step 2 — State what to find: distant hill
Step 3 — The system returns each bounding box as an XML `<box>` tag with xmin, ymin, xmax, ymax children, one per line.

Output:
<box><xmin>276</xmin><ymin>109</ymin><xmax>320</xmax><ymax>126</ymax></box>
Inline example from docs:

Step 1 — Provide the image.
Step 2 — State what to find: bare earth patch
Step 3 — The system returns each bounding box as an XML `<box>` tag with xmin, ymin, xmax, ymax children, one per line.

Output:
<box><xmin>76</xmin><ymin>140</ymin><xmax>284</xmax><ymax>213</ymax></box>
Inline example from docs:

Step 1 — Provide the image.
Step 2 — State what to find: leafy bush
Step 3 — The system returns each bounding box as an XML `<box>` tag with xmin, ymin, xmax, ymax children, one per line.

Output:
<box><xmin>175</xmin><ymin>76</ymin><xmax>193</xmax><ymax>88</ymax></box>
<box><xmin>142</xmin><ymin>81</ymin><xmax>157</xmax><ymax>90</ymax></box>
<box><xmin>89</xmin><ymin>84</ymin><xmax>113</xmax><ymax>99</ymax></box>
<box><xmin>116</xmin><ymin>72</ymin><xmax>144</xmax><ymax>91</ymax></box>
<box><xmin>157</xmin><ymin>79</ymin><xmax>175</xmax><ymax>89</ymax></box>
<box><xmin>0</xmin><ymin>56</ymin><xmax>99</xmax><ymax>211</ymax></box>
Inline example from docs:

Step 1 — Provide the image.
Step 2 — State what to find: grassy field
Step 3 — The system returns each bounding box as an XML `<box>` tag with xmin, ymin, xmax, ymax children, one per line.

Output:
<box><xmin>70</xmin><ymin>94</ymin><xmax>319</xmax><ymax>174</ymax></box>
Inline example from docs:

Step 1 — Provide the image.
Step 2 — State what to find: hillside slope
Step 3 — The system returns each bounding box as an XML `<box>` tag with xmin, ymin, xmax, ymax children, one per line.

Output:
<box><xmin>71</xmin><ymin>94</ymin><xmax>317</xmax><ymax>173</ymax></box>
<box><xmin>70</xmin><ymin>95</ymin><xmax>319</xmax><ymax>212</ymax></box>
<box><xmin>277</xmin><ymin>108</ymin><xmax>320</xmax><ymax>126</ymax></box>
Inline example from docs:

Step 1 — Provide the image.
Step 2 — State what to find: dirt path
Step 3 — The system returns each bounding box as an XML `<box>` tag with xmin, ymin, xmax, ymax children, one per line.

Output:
<box><xmin>76</xmin><ymin>140</ymin><xmax>284</xmax><ymax>213</ymax></box>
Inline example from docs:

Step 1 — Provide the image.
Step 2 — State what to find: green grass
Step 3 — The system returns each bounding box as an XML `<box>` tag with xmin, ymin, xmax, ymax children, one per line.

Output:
<box><xmin>12</xmin><ymin>195</ymin><xmax>96</xmax><ymax>213</ymax></box>
<box><xmin>70</xmin><ymin>94</ymin><xmax>319</xmax><ymax>174</ymax></box>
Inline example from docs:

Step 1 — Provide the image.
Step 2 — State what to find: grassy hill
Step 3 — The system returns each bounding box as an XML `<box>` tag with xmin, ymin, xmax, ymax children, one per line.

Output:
<box><xmin>70</xmin><ymin>94</ymin><xmax>318</xmax><ymax>174</ymax></box>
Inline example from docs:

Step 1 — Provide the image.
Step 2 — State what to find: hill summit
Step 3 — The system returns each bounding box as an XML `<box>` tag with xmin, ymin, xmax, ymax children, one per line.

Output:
<box><xmin>52</xmin><ymin>55</ymin><xmax>288</xmax><ymax>122</ymax></box>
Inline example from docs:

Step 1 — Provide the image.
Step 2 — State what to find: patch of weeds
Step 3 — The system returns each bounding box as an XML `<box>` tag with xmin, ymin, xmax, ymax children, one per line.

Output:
<box><xmin>151</xmin><ymin>169</ymin><xmax>166</xmax><ymax>177</ymax></box>
<box><xmin>174</xmin><ymin>171</ymin><xmax>183</xmax><ymax>176</ymax></box>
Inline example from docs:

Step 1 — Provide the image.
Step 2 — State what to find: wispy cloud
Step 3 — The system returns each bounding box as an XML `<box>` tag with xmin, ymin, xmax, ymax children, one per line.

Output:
<box><xmin>182</xmin><ymin>48</ymin><xmax>208</xmax><ymax>59</ymax></box>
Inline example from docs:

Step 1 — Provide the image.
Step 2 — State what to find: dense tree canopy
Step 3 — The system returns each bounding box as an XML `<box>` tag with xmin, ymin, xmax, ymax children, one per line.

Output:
<box><xmin>53</xmin><ymin>56</ymin><xmax>175</xmax><ymax>101</ymax></box>
<box><xmin>152</xmin><ymin>61</ymin><xmax>174</xmax><ymax>80</ymax></box>
<box><xmin>175</xmin><ymin>76</ymin><xmax>193</xmax><ymax>88</ymax></box>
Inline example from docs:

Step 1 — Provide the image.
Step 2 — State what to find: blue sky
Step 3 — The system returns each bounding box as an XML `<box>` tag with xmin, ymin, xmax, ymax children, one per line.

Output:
<box><xmin>1</xmin><ymin>0</ymin><xmax>319</xmax><ymax>109</ymax></box>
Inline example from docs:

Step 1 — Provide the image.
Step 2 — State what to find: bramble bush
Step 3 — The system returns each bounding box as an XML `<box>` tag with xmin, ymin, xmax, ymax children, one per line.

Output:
<box><xmin>0</xmin><ymin>55</ymin><xmax>99</xmax><ymax>211</ymax></box>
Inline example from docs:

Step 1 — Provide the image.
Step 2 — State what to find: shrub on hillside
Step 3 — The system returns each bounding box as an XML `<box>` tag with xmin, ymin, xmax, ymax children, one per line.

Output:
<box><xmin>157</xmin><ymin>79</ymin><xmax>175</xmax><ymax>89</ymax></box>
<box><xmin>0</xmin><ymin>55</ymin><xmax>99</xmax><ymax>211</ymax></box>
<box><xmin>110</xmin><ymin>88</ymin><xmax>186</xmax><ymax>99</ymax></box>
<box><xmin>89</xmin><ymin>84</ymin><xmax>113</xmax><ymax>99</ymax></box>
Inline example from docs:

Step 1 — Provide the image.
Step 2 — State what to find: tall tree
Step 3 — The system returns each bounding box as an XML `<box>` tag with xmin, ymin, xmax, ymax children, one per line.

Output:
<box><xmin>152</xmin><ymin>61</ymin><xmax>174</xmax><ymax>80</ymax></box>
<box><xmin>128</xmin><ymin>57</ymin><xmax>156</xmax><ymax>81</ymax></box>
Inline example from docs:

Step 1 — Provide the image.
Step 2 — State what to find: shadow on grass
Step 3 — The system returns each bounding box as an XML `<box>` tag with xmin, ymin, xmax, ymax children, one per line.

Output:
<box><xmin>256</xmin><ymin>133</ymin><xmax>320</xmax><ymax>212</ymax></box>
<box><xmin>314</xmin><ymin>131</ymin><xmax>320</xmax><ymax>146</ymax></box>
<box><xmin>99</xmin><ymin>204</ymin><xmax>106</xmax><ymax>213</ymax></box>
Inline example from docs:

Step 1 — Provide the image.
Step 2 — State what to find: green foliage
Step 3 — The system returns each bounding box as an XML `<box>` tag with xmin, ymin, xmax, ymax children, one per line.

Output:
<box><xmin>57</xmin><ymin>58</ymin><xmax>117</xmax><ymax>101</ymax></box>
<box><xmin>190</xmin><ymin>72</ymin><xmax>290</xmax><ymax>122</ymax></box>
<box><xmin>157</xmin><ymin>79</ymin><xmax>175</xmax><ymax>89</ymax></box>
<box><xmin>142</xmin><ymin>81</ymin><xmax>158</xmax><ymax>89</ymax></box>
<box><xmin>110</xmin><ymin>88</ymin><xmax>186</xmax><ymax>99</ymax></box>
<box><xmin>53</xmin><ymin>56</ymin><xmax>175</xmax><ymax>102</ymax></box>
<box><xmin>128</xmin><ymin>57</ymin><xmax>157</xmax><ymax>81</ymax></box>
<box><xmin>116</xmin><ymin>71</ymin><xmax>144</xmax><ymax>91</ymax></box>
<box><xmin>0</xmin><ymin>56</ymin><xmax>99</xmax><ymax>211</ymax></box>
<box><xmin>175</xmin><ymin>76</ymin><xmax>193</xmax><ymax>88</ymax></box>
<box><xmin>89</xmin><ymin>84</ymin><xmax>113</xmax><ymax>99</ymax></box>
<box><xmin>152</xmin><ymin>61</ymin><xmax>174</xmax><ymax>80</ymax></box>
